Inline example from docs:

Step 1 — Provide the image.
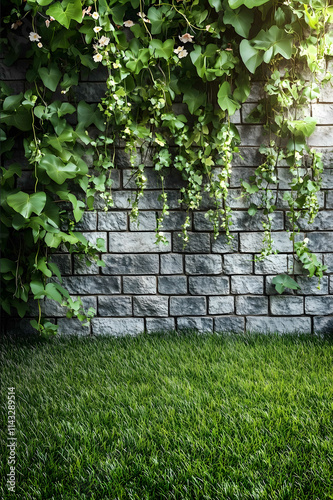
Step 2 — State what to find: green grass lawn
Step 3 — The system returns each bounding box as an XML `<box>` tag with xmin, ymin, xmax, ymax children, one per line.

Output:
<box><xmin>1</xmin><ymin>331</ymin><xmax>333</xmax><ymax>500</ymax></box>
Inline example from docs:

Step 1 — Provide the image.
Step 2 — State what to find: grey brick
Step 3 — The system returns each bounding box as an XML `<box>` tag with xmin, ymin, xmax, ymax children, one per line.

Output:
<box><xmin>61</xmin><ymin>276</ymin><xmax>120</xmax><ymax>295</ymax></box>
<box><xmin>92</xmin><ymin>318</ymin><xmax>144</xmax><ymax>336</ymax></box>
<box><xmin>74</xmin><ymin>82</ymin><xmax>106</xmax><ymax>102</ymax></box>
<box><xmin>16</xmin><ymin>170</ymin><xmax>36</xmax><ymax>190</ymax></box>
<box><xmin>236</xmin><ymin>296</ymin><xmax>268</xmax><ymax>315</ymax></box>
<box><xmin>98</xmin><ymin>296</ymin><xmax>132</xmax><ymax>316</ymax></box>
<box><xmin>177</xmin><ymin>317</ymin><xmax>213</xmax><ymax>333</ymax></box>
<box><xmin>82</xmin><ymin>232</ymin><xmax>107</xmax><ymax>247</ymax></box>
<box><xmin>185</xmin><ymin>255</ymin><xmax>222</xmax><ymax>275</ymax></box>
<box><xmin>49</xmin><ymin>254</ymin><xmax>72</xmax><ymax>275</ymax></box>
<box><xmin>73</xmin><ymin>255</ymin><xmax>99</xmax><ymax>275</ymax></box>
<box><xmin>173</xmin><ymin>233</ymin><xmax>211</xmax><ymax>253</ymax></box>
<box><xmin>146</xmin><ymin>317</ymin><xmax>175</xmax><ymax>333</ymax></box>
<box><xmin>230</xmin><ymin>167</ymin><xmax>256</xmax><ymax>187</ymax></box>
<box><xmin>265</xmin><ymin>276</ymin><xmax>295</xmax><ymax>296</ymax></box>
<box><xmin>309</xmin><ymin>126</ymin><xmax>333</xmax><ymax>147</ymax></box>
<box><xmin>270</xmin><ymin>296</ymin><xmax>304</xmax><ymax>315</ymax></box>
<box><xmin>240</xmin><ymin>232</ymin><xmax>302</xmax><ymax>253</ymax></box>
<box><xmin>98</xmin><ymin>212</ymin><xmax>127</xmax><ymax>231</ymax></box>
<box><xmin>170</xmin><ymin>296</ymin><xmax>206</xmax><ymax>316</ymax></box>
<box><xmin>287</xmin><ymin>253</ymin><xmax>323</xmax><ymax>276</ymax></box>
<box><xmin>133</xmin><ymin>296</ymin><xmax>168</xmax><ymax>317</ymax></box>
<box><xmin>324</xmin><ymin>254</ymin><xmax>333</xmax><ymax>273</ymax></box>
<box><xmin>231</xmin><ymin>211</ymin><xmax>284</xmax><ymax>231</ymax></box>
<box><xmin>159</xmin><ymin>212</ymin><xmax>189</xmax><ymax>231</ymax></box>
<box><xmin>160</xmin><ymin>254</ymin><xmax>183</xmax><ymax>274</ymax></box>
<box><xmin>74</xmin><ymin>212</ymin><xmax>97</xmax><ymax>231</ymax></box>
<box><xmin>223</xmin><ymin>254</ymin><xmax>253</xmax><ymax>274</ymax></box>
<box><xmin>137</xmin><ymin>191</ymin><xmax>179</xmax><ymax>210</ymax></box>
<box><xmin>211</xmin><ymin>233</ymin><xmax>239</xmax><ymax>253</ymax></box>
<box><xmin>238</xmin><ymin>125</ymin><xmax>268</xmax><ymax>147</ymax></box>
<box><xmin>305</xmin><ymin>296</ymin><xmax>333</xmax><ymax>315</ymax></box>
<box><xmin>189</xmin><ymin>277</ymin><xmax>229</xmax><ymax>295</ymax></box>
<box><xmin>123</xmin><ymin>168</ymin><xmax>161</xmax><ymax>189</ymax></box>
<box><xmin>311</xmin><ymin>103</ymin><xmax>333</xmax><ymax>125</ymax></box>
<box><xmin>130</xmin><ymin>212</ymin><xmax>156</xmax><ymax>231</ymax></box>
<box><xmin>102</xmin><ymin>254</ymin><xmax>159</xmax><ymax>275</ymax></box>
<box><xmin>231</xmin><ymin>147</ymin><xmax>262</xmax><ymax>167</ymax></box>
<box><xmin>307</xmin><ymin>232</ymin><xmax>333</xmax><ymax>252</ymax></box>
<box><xmin>209</xmin><ymin>296</ymin><xmax>234</xmax><ymax>315</ymax></box>
<box><xmin>123</xmin><ymin>276</ymin><xmax>156</xmax><ymax>294</ymax></box>
<box><xmin>296</xmin><ymin>276</ymin><xmax>329</xmax><ymax>295</ymax></box>
<box><xmin>313</xmin><ymin>316</ymin><xmax>333</xmax><ymax>335</ymax></box>
<box><xmin>246</xmin><ymin>316</ymin><xmax>311</xmax><ymax>334</ymax></box>
<box><xmin>327</xmin><ymin>191</ymin><xmax>333</xmax><ymax>208</ymax></box>
<box><xmin>231</xmin><ymin>276</ymin><xmax>263</xmax><ymax>294</ymax></box>
<box><xmin>193</xmin><ymin>212</ymin><xmax>214</xmax><ymax>231</ymax></box>
<box><xmin>30</xmin><ymin>296</ymin><xmax>96</xmax><ymax>318</ymax></box>
<box><xmin>292</xmin><ymin>211</ymin><xmax>333</xmax><ymax>231</ymax></box>
<box><xmin>255</xmin><ymin>255</ymin><xmax>288</xmax><ymax>274</ymax></box>
<box><xmin>0</xmin><ymin>60</ymin><xmax>29</xmax><ymax>80</ymax></box>
<box><xmin>214</xmin><ymin>316</ymin><xmax>245</xmax><ymax>333</ymax></box>
<box><xmin>58</xmin><ymin>318</ymin><xmax>91</xmax><ymax>336</ymax></box>
<box><xmin>158</xmin><ymin>276</ymin><xmax>187</xmax><ymax>295</ymax></box>
<box><xmin>109</xmin><ymin>232</ymin><xmax>171</xmax><ymax>253</ymax></box>
<box><xmin>322</xmin><ymin>169</ymin><xmax>333</xmax><ymax>189</ymax></box>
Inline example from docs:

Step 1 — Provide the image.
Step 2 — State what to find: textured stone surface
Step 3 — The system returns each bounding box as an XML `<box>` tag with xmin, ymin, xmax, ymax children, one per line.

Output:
<box><xmin>91</xmin><ymin>318</ymin><xmax>144</xmax><ymax>336</ymax></box>
<box><xmin>209</xmin><ymin>296</ymin><xmax>234</xmax><ymax>315</ymax></box>
<box><xmin>214</xmin><ymin>316</ymin><xmax>245</xmax><ymax>333</ymax></box>
<box><xmin>98</xmin><ymin>212</ymin><xmax>127</xmax><ymax>231</ymax></box>
<box><xmin>160</xmin><ymin>254</ymin><xmax>183</xmax><ymax>274</ymax></box>
<box><xmin>240</xmin><ymin>232</ymin><xmax>300</xmax><ymax>253</ymax></box>
<box><xmin>102</xmin><ymin>254</ymin><xmax>159</xmax><ymax>275</ymax></box>
<box><xmin>58</xmin><ymin>318</ymin><xmax>91</xmax><ymax>336</ymax></box>
<box><xmin>231</xmin><ymin>276</ymin><xmax>263</xmax><ymax>294</ymax></box>
<box><xmin>185</xmin><ymin>255</ymin><xmax>222</xmax><ymax>275</ymax></box>
<box><xmin>231</xmin><ymin>211</ymin><xmax>284</xmax><ymax>231</ymax></box>
<box><xmin>255</xmin><ymin>255</ymin><xmax>288</xmax><ymax>274</ymax></box>
<box><xmin>246</xmin><ymin>316</ymin><xmax>311</xmax><ymax>334</ymax></box>
<box><xmin>211</xmin><ymin>233</ymin><xmax>239</xmax><ymax>253</ymax></box>
<box><xmin>146</xmin><ymin>317</ymin><xmax>175</xmax><ymax>333</ymax></box>
<box><xmin>177</xmin><ymin>317</ymin><xmax>213</xmax><ymax>333</ymax></box>
<box><xmin>173</xmin><ymin>233</ymin><xmax>211</xmax><ymax>253</ymax></box>
<box><xmin>296</xmin><ymin>276</ymin><xmax>329</xmax><ymax>295</ymax></box>
<box><xmin>129</xmin><ymin>212</ymin><xmax>157</xmax><ymax>231</ymax></box>
<box><xmin>109</xmin><ymin>232</ymin><xmax>171</xmax><ymax>252</ymax></box>
<box><xmin>98</xmin><ymin>296</ymin><xmax>132</xmax><ymax>317</ymax></box>
<box><xmin>307</xmin><ymin>232</ymin><xmax>333</xmax><ymax>252</ymax></box>
<box><xmin>223</xmin><ymin>254</ymin><xmax>253</xmax><ymax>274</ymax></box>
<box><xmin>158</xmin><ymin>276</ymin><xmax>187</xmax><ymax>295</ymax></box>
<box><xmin>236</xmin><ymin>296</ymin><xmax>268</xmax><ymax>315</ymax></box>
<box><xmin>305</xmin><ymin>296</ymin><xmax>333</xmax><ymax>315</ymax></box>
<box><xmin>61</xmin><ymin>276</ymin><xmax>120</xmax><ymax>295</ymax></box>
<box><xmin>270</xmin><ymin>296</ymin><xmax>304</xmax><ymax>316</ymax></box>
<box><xmin>313</xmin><ymin>316</ymin><xmax>333</xmax><ymax>335</ymax></box>
<box><xmin>123</xmin><ymin>276</ymin><xmax>156</xmax><ymax>294</ymax></box>
<box><xmin>49</xmin><ymin>254</ymin><xmax>72</xmax><ymax>275</ymax></box>
<box><xmin>189</xmin><ymin>277</ymin><xmax>229</xmax><ymax>295</ymax></box>
<box><xmin>170</xmin><ymin>296</ymin><xmax>206</xmax><ymax>316</ymax></box>
<box><xmin>133</xmin><ymin>296</ymin><xmax>168</xmax><ymax>317</ymax></box>
<box><xmin>73</xmin><ymin>255</ymin><xmax>99</xmax><ymax>275</ymax></box>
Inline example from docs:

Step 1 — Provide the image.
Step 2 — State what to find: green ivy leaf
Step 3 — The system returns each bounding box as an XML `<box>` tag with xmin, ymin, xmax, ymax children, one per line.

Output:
<box><xmin>239</xmin><ymin>39</ymin><xmax>263</xmax><ymax>73</ymax></box>
<box><xmin>253</xmin><ymin>26</ymin><xmax>293</xmax><ymax>62</ymax></box>
<box><xmin>7</xmin><ymin>192</ymin><xmax>46</xmax><ymax>219</ymax></box>
<box><xmin>287</xmin><ymin>117</ymin><xmax>317</xmax><ymax>138</ymax></box>
<box><xmin>271</xmin><ymin>274</ymin><xmax>301</xmax><ymax>294</ymax></box>
<box><xmin>39</xmin><ymin>154</ymin><xmax>78</xmax><ymax>184</ymax></box>
<box><xmin>217</xmin><ymin>81</ymin><xmax>240</xmax><ymax>115</ymax></box>
<box><xmin>229</xmin><ymin>0</ymin><xmax>270</xmax><ymax>9</ymax></box>
<box><xmin>77</xmin><ymin>101</ymin><xmax>105</xmax><ymax>132</ymax></box>
<box><xmin>182</xmin><ymin>88</ymin><xmax>206</xmax><ymax>114</ymax></box>
<box><xmin>38</xmin><ymin>64</ymin><xmax>62</xmax><ymax>92</ymax></box>
<box><xmin>46</xmin><ymin>0</ymin><xmax>82</xmax><ymax>29</ymax></box>
<box><xmin>223</xmin><ymin>7</ymin><xmax>254</xmax><ymax>38</ymax></box>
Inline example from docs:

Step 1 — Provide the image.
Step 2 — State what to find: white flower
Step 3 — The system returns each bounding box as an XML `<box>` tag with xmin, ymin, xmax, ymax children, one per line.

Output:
<box><xmin>179</xmin><ymin>33</ymin><xmax>194</xmax><ymax>43</ymax></box>
<box><xmin>113</xmin><ymin>62</ymin><xmax>120</xmax><ymax>69</ymax></box>
<box><xmin>93</xmin><ymin>26</ymin><xmax>102</xmax><ymax>33</ymax></box>
<box><xmin>295</xmin><ymin>151</ymin><xmax>302</xmax><ymax>161</ymax></box>
<box><xmin>174</xmin><ymin>46</ymin><xmax>184</xmax><ymax>54</ymax></box>
<box><xmin>178</xmin><ymin>49</ymin><xmax>188</xmax><ymax>58</ymax></box>
<box><xmin>50</xmin><ymin>16</ymin><xmax>55</xmax><ymax>21</ymax></box>
<box><xmin>93</xmin><ymin>53</ymin><xmax>103</xmax><ymax>62</ymax></box>
<box><xmin>37</xmin><ymin>42</ymin><xmax>43</xmax><ymax>48</ymax></box>
<box><xmin>155</xmin><ymin>138</ymin><xmax>165</xmax><ymax>147</ymax></box>
<box><xmin>45</xmin><ymin>19</ymin><xmax>50</xmax><ymax>28</ymax></box>
<box><xmin>303</xmin><ymin>237</ymin><xmax>309</xmax><ymax>244</ymax></box>
<box><xmin>92</xmin><ymin>12</ymin><xmax>99</xmax><ymax>20</ymax></box>
<box><xmin>123</xmin><ymin>20</ymin><xmax>135</xmax><ymax>27</ymax></box>
<box><xmin>113</xmin><ymin>94</ymin><xmax>119</xmax><ymax>100</ymax></box>
<box><xmin>124</xmin><ymin>127</ymin><xmax>131</xmax><ymax>134</ymax></box>
<box><xmin>29</xmin><ymin>32</ymin><xmax>41</xmax><ymax>42</ymax></box>
<box><xmin>99</xmin><ymin>36</ymin><xmax>110</xmax><ymax>47</ymax></box>
<box><xmin>205</xmin><ymin>25</ymin><xmax>211</xmax><ymax>31</ymax></box>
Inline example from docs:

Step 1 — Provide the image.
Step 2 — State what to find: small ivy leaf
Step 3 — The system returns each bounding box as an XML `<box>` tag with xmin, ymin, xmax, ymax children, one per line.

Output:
<box><xmin>239</xmin><ymin>39</ymin><xmax>263</xmax><ymax>73</ymax></box>
<box><xmin>248</xmin><ymin>203</ymin><xmax>258</xmax><ymax>216</ymax></box>
<box><xmin>272</xmin><ymin>274</ymin><xmax>301</xmax><ymax>294</ymax></box>
<box><xmin>217</xmin><ymin>81</ymin><xmax>240</xmax><ymax>115</ymax></box>
<box><xmin>223</xmin><ymin>7</ymin><xmax>254</xmax><ymax>38</ymax></box>
<box><xmin>46</xmin><ymin>0</ymin><xmax>82</xmax><ymax>29</ymax></box>
<box><xmin>7</xmin><ymin>191</ymin><xmax>46</xmax><ymax>219</ymax></box>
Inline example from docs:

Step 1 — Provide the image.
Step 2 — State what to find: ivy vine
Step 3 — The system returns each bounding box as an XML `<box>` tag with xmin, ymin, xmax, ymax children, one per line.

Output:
<box><xmin>0</xmin><ymin>0</ymin><xmax>332</xmax><ymax>335</ymax></box>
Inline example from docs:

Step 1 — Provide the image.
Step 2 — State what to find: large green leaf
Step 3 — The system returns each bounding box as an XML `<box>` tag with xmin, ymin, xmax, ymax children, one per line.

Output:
<box><xmin>182</xmin><ymin>88</ymin><xmax>206</xmax><ymax>114</ymax></box>
<box><xmin>77</xmin><ymin>101</ymin><xmax>105</xmax><ymax>132</ymax></box>
<box><xmin>38</xmin><ymin>64</ymin><xmax>62</xmax><ymax>92</ymax></box>
<box><xmin>217</xmin><ymin>81</ymin><xmax>240</xmax><ymax>115</ymax></box>
<box><xmin>7</xmin><ymin>192</ymin><xmax>46</xmax><ymax>218</ymax></box>
<box><xmin>239</xmin><ymin>39</ymin><xmax>263</xmax><ymax>73</ymax></box>
<box><xmin>39</xmin><ymin>154</ymin><xmax>78</xmax><ymax>184</ymax></box>
<box><xmin>287</xmin><ymin>117</ymin><xmax>317</xmax><ymax>138</ymax></box>
<box><xmin>223</xmin><ymin>7</ymin><xmax>254</xmax><ymax>38</ymax></box>
<box><xmin>252</xmin><ymin>26</ymin><xmax>293</xmax><ymax>62</ymax></box>
<box><xmin>46</xmin><ymin>0</ymin><xmax>82</xmax><ymax>29</ymax></box>
<box><xmin>149</xmin><ymin>39</ymin><xmax>175</xmax><ymax>59</ymax></box>
<box><xmin>229</xmin><ymin>0</ymin><xmax>270</xmax><ymax>8</ymax></box>
<box><xmin>147</xmin><ymin>6</ymin><xmax>164</xmax><ymax>34</ymax></box>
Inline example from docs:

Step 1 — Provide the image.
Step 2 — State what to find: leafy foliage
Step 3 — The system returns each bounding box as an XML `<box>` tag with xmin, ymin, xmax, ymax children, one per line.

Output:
<box><xmin>0</xmin><ymin>0</ymin><xmax>332</xmax><ymax>334</ymax></box>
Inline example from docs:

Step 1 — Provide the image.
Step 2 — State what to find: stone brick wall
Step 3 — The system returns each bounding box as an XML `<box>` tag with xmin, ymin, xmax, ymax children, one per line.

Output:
<box><xmin>2</xmin><ymin>58</ymin><xmax>333</xmax><ymax>336</ymax></box>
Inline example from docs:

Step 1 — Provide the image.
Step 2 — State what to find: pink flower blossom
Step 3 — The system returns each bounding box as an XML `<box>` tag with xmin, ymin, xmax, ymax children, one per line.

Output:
<box><xmin>179</xmin><ymin>33</ymin><xmax>194</xmax><ymax>43</ymax></box>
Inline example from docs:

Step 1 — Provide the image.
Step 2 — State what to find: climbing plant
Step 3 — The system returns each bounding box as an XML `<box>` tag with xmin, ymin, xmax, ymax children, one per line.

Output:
<box><xmin>0</xmin><ymin>0</ymin><xmax>332</xmax><ymax>335</ymax></box>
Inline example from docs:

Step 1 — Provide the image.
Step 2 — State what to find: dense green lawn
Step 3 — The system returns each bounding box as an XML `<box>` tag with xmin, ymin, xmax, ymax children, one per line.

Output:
<box><xmin>1</xmin><ymin>332</ymin><xmax>333</xmax><ymax>499</ymax></box>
